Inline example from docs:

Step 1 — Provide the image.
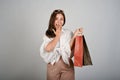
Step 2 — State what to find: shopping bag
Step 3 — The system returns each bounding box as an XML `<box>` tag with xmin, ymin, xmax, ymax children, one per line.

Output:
<box><xmin>74</xmin><ymin>35</ymin><xmax>92</xmax><ymax>67</ymax></box>
<box><xmin>74</xmin><ymin>36</ymin><xmax>83</xmax><ymax>67</ymax></box>
<box><xmin>83</xmin><ymin>36</ymin><xmax>92</xmax><ymax>66</ymax></box>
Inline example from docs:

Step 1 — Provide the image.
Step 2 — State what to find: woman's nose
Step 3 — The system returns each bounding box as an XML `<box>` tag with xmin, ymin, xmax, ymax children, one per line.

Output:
<box><xmin>57</xmin><ymin>20</ymin><xmax>61</xmax><ymax>24</ymax></box>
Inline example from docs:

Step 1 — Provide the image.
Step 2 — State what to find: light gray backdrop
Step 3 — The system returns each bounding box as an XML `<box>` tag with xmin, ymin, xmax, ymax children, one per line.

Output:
<box><xmin>0</xmin><ymin>0</ymin><xmax>120</xmax><ymax>80</ymax></box>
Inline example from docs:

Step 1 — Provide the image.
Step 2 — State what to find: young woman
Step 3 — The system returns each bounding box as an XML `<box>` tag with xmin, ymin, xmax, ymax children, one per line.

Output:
<box><xmin>40</xmin><ymin>9</ymin><xmax>83</xmax><ymax>80</ymax></box>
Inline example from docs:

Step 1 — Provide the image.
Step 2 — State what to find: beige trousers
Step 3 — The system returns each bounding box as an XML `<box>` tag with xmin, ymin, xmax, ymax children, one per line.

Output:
<box><xmin>47</xmin><ymin>57</ymin><xmax>75</xmax><ymax>80</ymax></box>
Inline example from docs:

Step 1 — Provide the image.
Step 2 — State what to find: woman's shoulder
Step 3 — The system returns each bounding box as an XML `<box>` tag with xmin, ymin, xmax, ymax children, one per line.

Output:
<box><xmin>62</xmin><ymin>28</ymin><xmax>73</xmax><ymax>33</ymax></box>
<box><xmin>62</xmin><ymin>28</ymin><xmax>73</xmax><ymax>35</ymax></box>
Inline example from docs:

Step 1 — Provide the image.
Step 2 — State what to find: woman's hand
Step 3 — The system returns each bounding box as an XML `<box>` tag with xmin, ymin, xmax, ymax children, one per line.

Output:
<box><xmin>70</xmin><ymin>27</ymin><xmax>83</xmax><ymax>51</ymax></box>
<box><xmin>73</xmin><ymin>27</ymin><xmax>83</xmax><ymax>38</ymax></box>
<box><xmin>45</xmin><ymin>27</ymin><xmax>62</xmax><ymax>52</ymax></box>
<box><xmin>52</xmin><ymin>26</ymin><xmax>62</xmax><ymax>37</ymax></box>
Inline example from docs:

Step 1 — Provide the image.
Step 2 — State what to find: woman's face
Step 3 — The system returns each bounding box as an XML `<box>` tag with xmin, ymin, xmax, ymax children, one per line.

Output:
<box><xmin>54</xmin><ymin>13</ymin><xmax>64</xmax><ymax>29</ymax></box>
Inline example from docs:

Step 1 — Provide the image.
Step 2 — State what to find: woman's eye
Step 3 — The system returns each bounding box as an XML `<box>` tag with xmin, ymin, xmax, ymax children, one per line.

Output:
<box><xmin>55</xmin><ymin>18</ymin><xmax>57</xmax><ymax>20</ymax></box>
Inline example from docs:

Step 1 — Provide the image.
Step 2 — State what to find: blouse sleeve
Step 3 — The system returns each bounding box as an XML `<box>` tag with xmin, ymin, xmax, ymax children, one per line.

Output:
<box><xmin>69</xmin><ymin>31</ymin><xmax>74</xmax><ymax>58</ymax></box>
<box><xmin>40</xmin><ymin>35</ymin><xmax>52</xmax><ymax>63</ymax></box>
<box><xmin>67</xmin><ymin>30</ymin><xmax>74</xmax><ymax>42</ymax></box>
<box><xmin>40</xmin><ymin>35</ymin><xmax>60</xmax><ymax>64</ymax></box>
<box><xmin>64</xmin><ymin>30</ymin><xmax>73</xmax><ymax>51</ymax></box>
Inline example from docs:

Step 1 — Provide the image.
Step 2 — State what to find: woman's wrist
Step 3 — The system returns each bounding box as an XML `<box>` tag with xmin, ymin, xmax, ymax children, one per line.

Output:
<box><xmin>55</xmin><ymin>34</ymin><xmax>60</xmax><ymax>40</ymax></box>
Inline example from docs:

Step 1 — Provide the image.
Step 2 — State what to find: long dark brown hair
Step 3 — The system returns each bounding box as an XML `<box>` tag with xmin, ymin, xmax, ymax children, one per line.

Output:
<box><xmin>45</xmin><ymin>9</ymin><xmax>66</xmax><ymax>38</ymax></box>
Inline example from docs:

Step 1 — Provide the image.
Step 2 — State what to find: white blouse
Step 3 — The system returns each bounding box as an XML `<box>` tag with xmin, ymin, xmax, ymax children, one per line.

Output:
<box><xmin>40</xmin><ymin>28</ymin><xmax>73</xmax><ymax>65</ymax></box>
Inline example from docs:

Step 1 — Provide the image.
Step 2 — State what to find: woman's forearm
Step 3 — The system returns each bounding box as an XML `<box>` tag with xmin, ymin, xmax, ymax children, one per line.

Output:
<box><xmin>45</xmin><ymin>36</ymin><xmax>60</xmax><ymax>52</ymax></box>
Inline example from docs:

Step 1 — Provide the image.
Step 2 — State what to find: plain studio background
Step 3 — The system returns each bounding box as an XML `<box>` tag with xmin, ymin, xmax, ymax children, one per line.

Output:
<box><xmin>0</xmin><ymin>0</ymin><xmax>120</xmax><ymax>80</ymax></box>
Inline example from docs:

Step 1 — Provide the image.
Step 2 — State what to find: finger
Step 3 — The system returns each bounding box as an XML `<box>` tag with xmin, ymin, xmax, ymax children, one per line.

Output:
<box><xmin>59</xmin><ymin>26</ymin><xmax>62</xmax><ymax>30</ymax></box>
<box><xmin>79</xmin><ymin>28</ymin><xmax>83</xmax><ymax>33</ymax></box>
<box><xmin>77</xmin><ymin>33</ymin><xmax>82</xmax><ymax>36</ymax></box>
<box><xmin>79</xmin><ymin>28</ymin><xmax>82</xmax><ymax>31</ymax></box>
<box><xmin>58</xmin><ymin>26</ymin><xmax>62</xmax><ymax>31</ymax></box>
<box><xmin>80</xmin><ymin>27</ymin><xmax>83</xmax><ymax>31</ymax></box>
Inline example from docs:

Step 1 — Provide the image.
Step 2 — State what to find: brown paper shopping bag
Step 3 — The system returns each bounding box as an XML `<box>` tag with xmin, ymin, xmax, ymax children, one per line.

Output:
<box><xmin>74</xmin><ymin>36</ymin><xmax>83</xmax><ymax>67</ymax></box>
<box><xmin>74</xmin><ymin>35</ymin><xmax>92</xmax><ymax>67</ymax></box>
